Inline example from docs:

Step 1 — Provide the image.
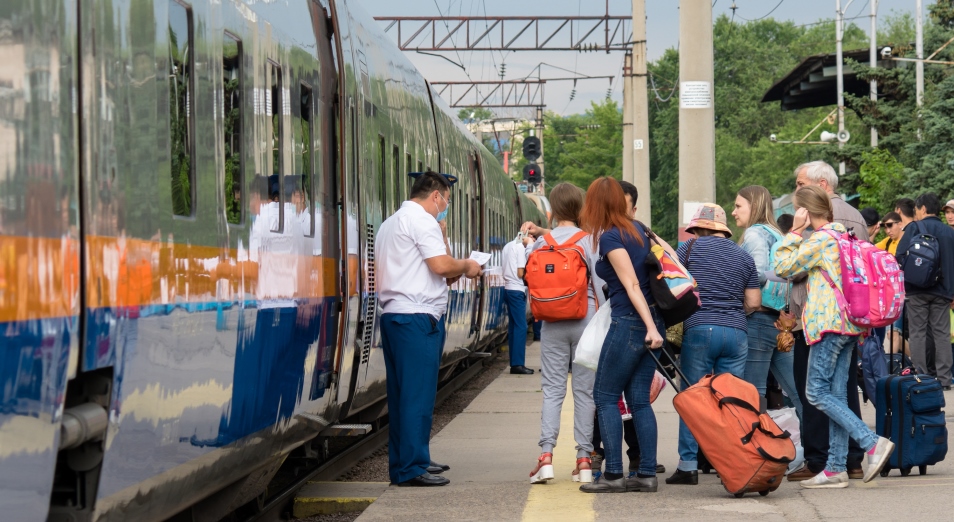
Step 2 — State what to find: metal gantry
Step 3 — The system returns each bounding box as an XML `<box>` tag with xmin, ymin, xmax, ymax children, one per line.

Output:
<box><xmin>374</xmin><ymin>16</ymin><xmax>632</xmax><ymax>52</ymax></box>
<box><xmin>429</xmin><ymin>80</ymin><xmax>545</xmax><ymax>108</ymax></box>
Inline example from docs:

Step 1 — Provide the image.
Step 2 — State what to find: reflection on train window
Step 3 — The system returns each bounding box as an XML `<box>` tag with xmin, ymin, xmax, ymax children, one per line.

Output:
<box><xmin>296</xmin><ymin>82</ymin><xmax>314</xmax><ymax>236</ymax></box>
<box><xmin>405</xmin><ymin>152</ymin><xmax>412</xmax><ymax>195</ymax></box>
<box><xmin>223</xmin><ymin>34</ymin><xmax>242</xmax><ymax>225</ymax></box>
<box><xmin>417</xmin><ymin>160</ymin><xmax>423</xmax><ymax>174</ymax></box>
<box><xmin>392</xmin><ymin>145</ymin><xmax>400</xmax><ymax>207</ymax></box>
<box><xmin>169</xmin><ymin>0</ymin><xmax>193</xmax><ymax>217</ymax></box>
<box><xmin>378</xmin><ymin>135</ymin><xmax>386</xmax><ymax>217</ymax></box>
<box><xmin>268</xmin><ymin>60</ymin><xmax>283</xmax><ymax>232</ymax></box>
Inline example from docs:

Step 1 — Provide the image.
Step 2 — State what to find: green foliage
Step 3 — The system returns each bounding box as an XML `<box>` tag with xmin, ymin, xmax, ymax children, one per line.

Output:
<box><xmin>457</xmin><ymin>107</ymin><xmax>494</xmax><ymax>122</ymax></box>
<box><xmin>905</xmin><ymin>73</ymin><xmax>954</xmax><ymax>198</ymax></box>
<box><xmin>858</xmin><ymin>148</ymin><xmax>905</xmax><ymax>210</ymax></box>
<box><xmin>930</xmin><ymin>0</ymin><xmax>954</xmax><ymax>29</ymax></box>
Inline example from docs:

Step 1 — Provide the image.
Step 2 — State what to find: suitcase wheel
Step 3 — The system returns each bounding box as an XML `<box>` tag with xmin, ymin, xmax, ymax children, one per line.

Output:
<box><xmin>900</xmin><ymin>467</ymin><xmax>912</xmax><ymax>477</ymax></box>
<box><xmin>734</xmin><ymin>492</ymin><xmax>745</xmax><ymax>498</ymax></box>
<box><xmin>758</xmin><ymin>490</ymin><xmax>769</xmax><ymax>497</ymax></box>
<box><xmin>919</xmin><ymin>465</ymin><xmax>927</xmax><ymax>476</ymax></box>
<box><xmin>879</xmin><ymin>468</ymin><xmax>890</xmax><ymax>478</ymax></box>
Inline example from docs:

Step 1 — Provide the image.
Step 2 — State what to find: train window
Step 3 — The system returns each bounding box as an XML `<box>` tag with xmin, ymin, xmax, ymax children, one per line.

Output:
<box><xmin>223</xmin><ymin>34</ymin><xmax>242</xmax><ymax>225</ymax></box>
<box><xmin>378</xmin><ymin>135</ymin><xmax>387</xmax><ymax>217</ymax></box>
<box><xmin>405</xmin><ymin>152</ymin><xmax>412</xmax><ymax>195</ymax></box>
<box><xmin>268</xmin><ymin>60</ymin><xmax>283</xmax><ymax>232</ymax></box>
<box><xmin>417</xmin><ymin>160</ymin><xmax>423</xmax><ymax>173</ymax></box>
<box><xmin>296</xmin><ymin>82</ymin><xmax>314</xmax><ymax>236</ymax></box>
<box><xmin>392</xmin><ymin>145</ymin><xmax>400</xmax><ymax>206</ymax></box>
<box><xmin>169</xmin><ymin>0</ymin><xmax>193</xmax><ymax>217</ymax></box>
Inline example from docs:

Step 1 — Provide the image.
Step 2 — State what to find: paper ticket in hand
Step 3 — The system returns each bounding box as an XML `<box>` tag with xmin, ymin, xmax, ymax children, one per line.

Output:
<box><xmin>469</xmin><ymin>251</ymin><xmax>492</xmax><ymax>266</ymax></box>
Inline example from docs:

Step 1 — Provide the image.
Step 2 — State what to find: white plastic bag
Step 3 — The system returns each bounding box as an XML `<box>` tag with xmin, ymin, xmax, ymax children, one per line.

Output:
<box><xmin>574</xmin><ymin>305</ymin><xmax>611</xmax><ymax>371</ymax></box>
<box><xmin>768</xmin><ymin>407</ymin><xmax>804</xmax><ymax>473</ymax></box>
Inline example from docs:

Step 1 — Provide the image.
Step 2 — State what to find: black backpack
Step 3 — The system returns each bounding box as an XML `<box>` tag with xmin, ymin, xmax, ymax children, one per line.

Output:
<box><xmin>899</xmin><ymin>222</ymin><xmax>942</xmax><ymax>288</ymax></box>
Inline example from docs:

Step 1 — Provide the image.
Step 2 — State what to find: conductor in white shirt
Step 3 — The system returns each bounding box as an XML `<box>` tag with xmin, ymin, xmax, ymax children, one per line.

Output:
<box><xmin>376</xmin><ymin>171</ymin><xmax>482</xmax><ymax>487</ymax></box>
<box><xmin>501</xmin><ymin>233</ymin><xmax>535</xmax><ymax>374</ymax></box>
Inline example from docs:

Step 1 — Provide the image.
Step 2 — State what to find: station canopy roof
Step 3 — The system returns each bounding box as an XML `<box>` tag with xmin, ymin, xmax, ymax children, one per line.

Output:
<box><xmin>761</xmin><ymin>46</ymin><xmax>895</xmax><ymax>111</ymax></box>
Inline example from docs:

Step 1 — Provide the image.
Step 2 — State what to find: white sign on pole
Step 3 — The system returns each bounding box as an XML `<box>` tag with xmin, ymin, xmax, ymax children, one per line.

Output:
<box><xmin>682</xmin><ymin>201</ymin><xmax>705</xmax><ymax>226</ymax></box>
<box><xmin>680</xmin><ymin>81</ymin><xmax>712</xmax><ymax>109</ymax></box>
<box><xmin>633</xmin><ymin>139</ymin><xmax>644</xmax><ymax>150</ymax></box>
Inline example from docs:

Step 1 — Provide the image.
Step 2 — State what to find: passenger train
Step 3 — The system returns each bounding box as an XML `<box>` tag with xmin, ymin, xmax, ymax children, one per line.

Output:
<box><xmin>0</xmin><ymin>0</ymin><xmax>547</xmax><ymax>519</ymax></box>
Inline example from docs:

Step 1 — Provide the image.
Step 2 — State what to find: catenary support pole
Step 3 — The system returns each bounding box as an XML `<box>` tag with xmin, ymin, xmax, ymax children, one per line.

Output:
<box><xmin>870</xmin><ymin>0</ymin><xmax>878</xmax><ymax>148</ymax></box>
<box><xmin>622</xmin><ymin>51</ymin><xmax>634</xmax><ymax>195</ymax></box>
<box><xmin>631</xmin><ymin>0</ymin><xmax>651</xmax><ymax>226</ymax></box>
<box><xmin>536</xmin><ymin>106</ymin><xmax>545</xmax><ymax>195</ymax></box>
<box><xmin>836</xmin><ymin>0</ymin><xmax>846</xmax><ymax>176</ymax></box>
<box><xmin>678</xmin><ymin>0</ymin><xmax>715</xmax><ymax>241</ymax></box>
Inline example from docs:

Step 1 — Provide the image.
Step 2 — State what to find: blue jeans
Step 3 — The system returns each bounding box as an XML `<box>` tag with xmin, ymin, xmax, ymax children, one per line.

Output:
<box><xmin>805</xmin><ymin>333</ymin><xmax>879</xmax><ymax>473</ymax></box>
<box><xmin>380</xmin><ymin>313</ymin><xmax>444</xmax><ymax>483</ymax></box>
<box><xmin>504</xmin><ymin>290</ymin><xmax>528</xmax><ymax>366</ymax></box>
<box><xmin>743</xmin><ymin>312</ymin><xmax>802</xmax><ymax>419</ymax></box>
<box><xmin>677</xmin><ymin>325</ymin><xmax>748</xmax><ymax>471</ymax></box>
<box><xmin>593</xmin><ymin>310</ymin><xmax>666</xmax><ymax>476</ymax></box>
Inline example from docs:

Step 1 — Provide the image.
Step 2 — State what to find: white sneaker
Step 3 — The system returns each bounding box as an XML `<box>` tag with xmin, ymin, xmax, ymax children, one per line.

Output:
<box><xmin>864</xmin><ymin>436</ymin><xmax>895</xmax><ymax>483</ymax></box>
<box><xmin>800</xmin><ymin>471</ymin><xmax>849</xmax><ymax>489</ymax></box>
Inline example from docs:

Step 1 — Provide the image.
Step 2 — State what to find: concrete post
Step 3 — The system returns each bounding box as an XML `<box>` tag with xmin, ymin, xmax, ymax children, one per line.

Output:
<box><xmin>678</xmin><ymin>0</ymin><xmax>715</xmax><ymax>241</ymax></box>
<box><xmin>622</xmin><ymin>51</ymin><xmax>634</xmax><ymax>188</ymax></box>
<box><xmin>632</xmin><ymin>0</ymin><xmax>652</xmax><ymax>226</ymax></box>
<box><xmin>536</xmin><ymin>106</ymin><xmax>545</xmax><ymax>194</ymax></box>
<box><xmin>869</xmin><ymin>0</ymin><xmax>878</xmax><ymax>148</ymax></box>
<box><xmin>836</xmin><ymin>0</ymin><xmax>846</xmax><ymax>176</ymax></box>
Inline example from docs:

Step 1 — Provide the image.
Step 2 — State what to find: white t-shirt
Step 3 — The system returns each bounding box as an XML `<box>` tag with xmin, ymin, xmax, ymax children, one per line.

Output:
<box><xmin>501</xmin><ymin>238</ymin><xmax>528</xmax><ymax>293</ymax></box>
<box><xmin>376</xmin><ymin>201</ymin><xmax>448</xmax><ymax>318</ymax></box>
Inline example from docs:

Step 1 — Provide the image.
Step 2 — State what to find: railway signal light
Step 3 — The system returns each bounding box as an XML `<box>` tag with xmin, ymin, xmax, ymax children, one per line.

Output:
<box><xmin>523</xmin><ymin>163</ymin><xmax>541</xmax><ymax>184</ymax></box>
<box><xmin>522</xmin><ymin>136</ymin><xmax>541</xmax><ymax>161</ymax></box>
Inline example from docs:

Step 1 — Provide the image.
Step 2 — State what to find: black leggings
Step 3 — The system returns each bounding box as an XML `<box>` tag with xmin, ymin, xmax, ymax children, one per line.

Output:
<box><xmin>592</xmin><ymin>412</ymin><xmax>640</xmax><ymax>467</ymax></box>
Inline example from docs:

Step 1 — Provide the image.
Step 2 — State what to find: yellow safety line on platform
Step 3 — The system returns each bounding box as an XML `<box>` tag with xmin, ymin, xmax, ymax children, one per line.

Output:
<box><xmin>521</xmin><ymin>376</ymin><xmax>595</xmax><ymax>522</ymax></box>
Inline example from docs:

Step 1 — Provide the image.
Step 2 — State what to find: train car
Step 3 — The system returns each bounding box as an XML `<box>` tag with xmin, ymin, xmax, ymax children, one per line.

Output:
<box><xmin>0</xmin><ymin>0</ymin><xmax>546</xmax><ymax>521</ymax></box>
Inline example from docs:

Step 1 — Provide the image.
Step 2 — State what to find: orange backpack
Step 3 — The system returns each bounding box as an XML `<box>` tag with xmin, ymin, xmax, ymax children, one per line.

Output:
<box><xmin>524</xmin><ymin>231</ymin><xmax>591</xmax><ymax>322</ymax></box>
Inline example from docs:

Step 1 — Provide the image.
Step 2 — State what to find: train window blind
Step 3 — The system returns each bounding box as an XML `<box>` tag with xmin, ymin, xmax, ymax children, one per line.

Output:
<box><xmin>296</xmin><ymin>82</ymin><xmax>314</xmax><ymax>236</ymax></box>
<box><xmin>169</xmin><ymin>0</ymin><xmax>194</xmax><ymax>217</ymax></box>
<box><xmin>268</xmin><ymin>60</ymin><xmax>283</xmax><ymax>232</ymax></box>
<box><xmin>223</xmin><ymin>34</ymin><xmax>242</xmax><ymax>225</ymax></box>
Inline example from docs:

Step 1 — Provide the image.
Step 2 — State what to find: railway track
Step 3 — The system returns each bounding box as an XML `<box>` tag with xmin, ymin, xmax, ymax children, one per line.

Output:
<box><xmin>237</xmin><ymin>347</ymin><xmax>504</xmax><ymax>522</ymax></box>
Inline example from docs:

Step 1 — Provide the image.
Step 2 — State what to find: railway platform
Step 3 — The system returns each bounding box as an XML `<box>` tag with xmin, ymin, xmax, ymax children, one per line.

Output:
<box><xmin>345</xmin><ymin>341</ymin><xmax>954</xmax><ymax>521</ymax></box>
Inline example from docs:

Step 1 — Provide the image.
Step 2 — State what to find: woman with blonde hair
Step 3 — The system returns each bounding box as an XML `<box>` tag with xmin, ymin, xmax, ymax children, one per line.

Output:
<box><xmin>774</xmin><ymin>185</ymin><xmax>894</xmax><ymax>488</ymax></box>
<box><xmin>731</xmin><ymin>185</ymin><xmax>802</xmax><ymax>417</ymax></box>
<box><xmin>523</xmin><ymin>182</ymin><xmax>601</xmax><ymax>486</ymax></box>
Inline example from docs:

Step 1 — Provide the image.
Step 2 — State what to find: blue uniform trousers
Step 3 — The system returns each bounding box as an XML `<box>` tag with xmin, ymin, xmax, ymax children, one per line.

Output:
<box><xmin>380</xmin><ymin>313</ymin><xmax>445</xmax><ymax>483</ymax></box>
<box><xmin>504</xmin><ymin>289</ymin><xmax>528</xmax><ymax>366</ymax></box>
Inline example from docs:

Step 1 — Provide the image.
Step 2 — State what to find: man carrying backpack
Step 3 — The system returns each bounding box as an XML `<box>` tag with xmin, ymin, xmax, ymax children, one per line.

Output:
<box><xmin>894</xmin><ymin>193</ymin><xmax>954</xmax><ymax>389</ymax></box>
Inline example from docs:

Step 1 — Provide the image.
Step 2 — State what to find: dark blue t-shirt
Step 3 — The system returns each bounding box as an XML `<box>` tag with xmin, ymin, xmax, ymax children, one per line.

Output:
<box><xmin>676</xmin><ymin>236</ymin><xmax>759</xmax><ymax>331</ymax></box>
<box><xmin>596</xmin><ymin>223</ymin><xmax>654</xmax><ymax>317</ymax></box>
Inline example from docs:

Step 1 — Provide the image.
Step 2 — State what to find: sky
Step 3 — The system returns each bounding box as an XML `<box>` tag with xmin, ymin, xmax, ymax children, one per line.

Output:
<box><xmin>356</xmin><ymin>0</ymin><xmax>927</xmax><ymax>117</ymax></box>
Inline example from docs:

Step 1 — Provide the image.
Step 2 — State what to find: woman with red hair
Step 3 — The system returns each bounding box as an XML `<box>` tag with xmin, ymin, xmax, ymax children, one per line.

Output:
<box><xmin>578</xmin><ymin>177</ymin><xmax>665</xmax><ymax>494</ymax></box>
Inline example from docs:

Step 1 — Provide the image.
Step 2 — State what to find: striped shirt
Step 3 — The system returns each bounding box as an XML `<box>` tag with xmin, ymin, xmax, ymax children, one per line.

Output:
<box><xmin>677</xmin><ymin>236</ymin><xmax>759</xmax><ymax>331</ymax></box>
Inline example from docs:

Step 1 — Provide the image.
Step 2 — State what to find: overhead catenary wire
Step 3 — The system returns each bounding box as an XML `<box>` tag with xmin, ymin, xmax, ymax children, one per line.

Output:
<box><xmin>734</xmin><ymin>0</ymin><xmax>786</xmax><ymax>22</ymax></box>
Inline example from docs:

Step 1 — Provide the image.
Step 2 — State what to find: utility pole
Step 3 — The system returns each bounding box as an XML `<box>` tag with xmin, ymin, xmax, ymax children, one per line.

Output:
<box><xmin>622</xmin><ymin>51</ymin><xmax>634</xmax><ymax>196</ymax></box>
<box><xmin>869</xmin><ymin>0</ymin><xmax>878</xmax><ymax>148</ymax></box>
<box><xmin>835</xmin><ymin>0</ymin><xmax>847</xmax><ymax>176</ymax></box>
<box><xmin>631</xmin><ymin>0</ymin><xmax>651</xmax><ymax>226</ymax></box>
<box><xmin>678</xmin><ymin>0</ymin><xmax>715</xmax><ymax>241</ymax></box>
<box><xmin>916</xmin><ymin>0</ymin><xmax>924</xmax><ymax>108</ymax></box>
<box><xmin>536</xmin><ymin>106</ymin><xmax>545</xmax><ymax>195</ymax></box>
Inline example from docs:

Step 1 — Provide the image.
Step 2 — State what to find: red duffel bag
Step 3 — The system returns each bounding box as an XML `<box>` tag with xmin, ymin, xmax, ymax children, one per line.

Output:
<box><xmin>672</xmin><ymin>373</ymin><xmax>796</xmax><ymax>497</ymax></box>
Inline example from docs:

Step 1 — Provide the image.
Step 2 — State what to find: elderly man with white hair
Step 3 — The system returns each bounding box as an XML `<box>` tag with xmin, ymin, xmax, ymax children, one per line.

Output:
<box><xmin>784</xmin><ymin>161</ymin><xmax>870</xmax><ymax>484</ymax></box>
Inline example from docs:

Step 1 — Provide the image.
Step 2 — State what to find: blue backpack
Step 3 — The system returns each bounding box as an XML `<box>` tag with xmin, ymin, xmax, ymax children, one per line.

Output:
<box><xmin>752</xmin><ymin>224</ymin><xmax>789</xmax><ymax>311</ymax></box>
<box><xmin>899</xmin><ymin>221</ymin><xmax>942</xmax><ymax>289</ymax></box>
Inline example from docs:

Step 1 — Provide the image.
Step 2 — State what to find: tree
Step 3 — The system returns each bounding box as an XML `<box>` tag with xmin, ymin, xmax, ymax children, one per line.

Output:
<box><xmin>457</xmin><ymin>107</ymin><xmax>494</xmax><ymax>123</ymax></box>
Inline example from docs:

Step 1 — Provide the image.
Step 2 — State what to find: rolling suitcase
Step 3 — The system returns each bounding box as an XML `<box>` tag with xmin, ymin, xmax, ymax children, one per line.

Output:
<box><xmin>648</xmin><ymin>345</ymin><xmax>796</xmax><ymax>497</ymax></box>
<box><xmin>875</xmin><ymin>373</ymin><xmax>948</xmax><ymax>477</ymax></box>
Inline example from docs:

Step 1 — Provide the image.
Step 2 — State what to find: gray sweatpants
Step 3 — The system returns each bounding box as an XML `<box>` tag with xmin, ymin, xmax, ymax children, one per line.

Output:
<box><xmin>906</xmin><ymin>294</ymin><xmax>953</xmax><ymax>386</ymax></box>
<box><xmin>538</xmin><ymin>311</ymin><xmax>596</xmax><ymax>458</ymax></box>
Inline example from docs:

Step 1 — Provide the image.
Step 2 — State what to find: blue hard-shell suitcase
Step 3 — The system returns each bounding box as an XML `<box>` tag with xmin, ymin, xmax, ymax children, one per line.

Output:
<box><xmin>875</xmin><ymin>374</ymin><xmax>948</xmax><ymax>476</ymax></box>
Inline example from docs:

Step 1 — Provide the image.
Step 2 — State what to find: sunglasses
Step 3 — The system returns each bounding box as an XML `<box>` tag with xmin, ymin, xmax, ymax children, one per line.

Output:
<box><xmin>882</xmin><ymin>222</ymin><xmax>898</xmax><ymax>229</ymax></box>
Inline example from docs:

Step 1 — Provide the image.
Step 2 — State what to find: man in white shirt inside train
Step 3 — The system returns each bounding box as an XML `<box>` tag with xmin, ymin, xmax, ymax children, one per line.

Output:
<box><xmin>376</xmin><ymin>171</ymin><xmax>482</xmax><ymax>487</ymax></box>
<box><xmin>501</xmin><ymin>232</ymin><xmax>535</xmax><ymax>374</ymax></box>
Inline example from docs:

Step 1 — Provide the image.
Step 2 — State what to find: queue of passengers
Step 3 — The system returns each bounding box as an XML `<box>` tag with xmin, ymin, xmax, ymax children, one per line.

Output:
<box><xmin>506</xmin><ymin>160</ymin><xmax>954</xmax><ymax>493</ymax></box>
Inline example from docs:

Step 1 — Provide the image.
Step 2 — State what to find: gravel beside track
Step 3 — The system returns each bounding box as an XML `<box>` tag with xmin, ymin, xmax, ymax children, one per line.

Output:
<box><xmin>299</xmin><ymin>351</ymin><xmax>512</xmax><ymax>521</ymax></box>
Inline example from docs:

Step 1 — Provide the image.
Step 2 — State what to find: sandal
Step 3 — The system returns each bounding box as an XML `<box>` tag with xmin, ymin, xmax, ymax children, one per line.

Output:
<box><xmin>571</xmin><ymin>457</ymin><xmax>593</xmax><ymax>483</ymax></box>
<box><xmin>530</xmin><ymin>453</ymin><xmax>554</xmax><ymax>484</ymax></box>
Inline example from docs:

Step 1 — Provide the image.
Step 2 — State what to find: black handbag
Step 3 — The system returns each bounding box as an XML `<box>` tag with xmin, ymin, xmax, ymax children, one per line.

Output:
<box><xmin>642</xmin><ymin>227</ymin><xmax>701</xmax><ymax>327</ymax></box>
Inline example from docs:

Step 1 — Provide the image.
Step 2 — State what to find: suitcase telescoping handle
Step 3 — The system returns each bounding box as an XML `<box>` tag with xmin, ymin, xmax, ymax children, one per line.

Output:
<box><xmin>645</xmin><ymin>340</ymin><xmax>688</xmax><ymax>391</ymax></box>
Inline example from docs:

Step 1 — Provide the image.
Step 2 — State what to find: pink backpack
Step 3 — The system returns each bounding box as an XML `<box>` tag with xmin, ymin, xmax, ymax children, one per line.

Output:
<box><xmin>819</xmin><ymin>230</ymin><xmax>905</xmax><ymax>328</ymax></box>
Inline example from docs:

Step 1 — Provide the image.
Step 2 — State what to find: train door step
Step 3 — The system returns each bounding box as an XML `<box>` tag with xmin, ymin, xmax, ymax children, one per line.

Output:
<box><xmin>320</xmin><ymin>423</ymin><xmax>372</xmax><ymax>436</ymax></box>
<box><xmin>293</xmin><ymin>481</ymin><xmax>389</xmax><ymax>517</ymax></box>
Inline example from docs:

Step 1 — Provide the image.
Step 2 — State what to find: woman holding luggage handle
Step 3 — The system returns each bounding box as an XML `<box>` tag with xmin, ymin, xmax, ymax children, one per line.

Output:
<box><xmin>731</xmin><ymin>185</ymin><xmax>803</xmax><ymax>419</ymax></box>
<box><xmin>773</xmin><ymin>185</ymin><xmax>895</xmax><ymax>488</ymax></box>
<box><xmin>576</xmin><ymin>177</ymin><xmax>665</xmax><ymax>494</ymax></box>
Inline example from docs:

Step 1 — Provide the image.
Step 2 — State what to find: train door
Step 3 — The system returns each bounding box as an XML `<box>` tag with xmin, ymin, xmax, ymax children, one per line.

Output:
<box><xmin>469</xmin><ymin>151</ymin><xmax>485</xmax><ymax>339</ymax></box>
